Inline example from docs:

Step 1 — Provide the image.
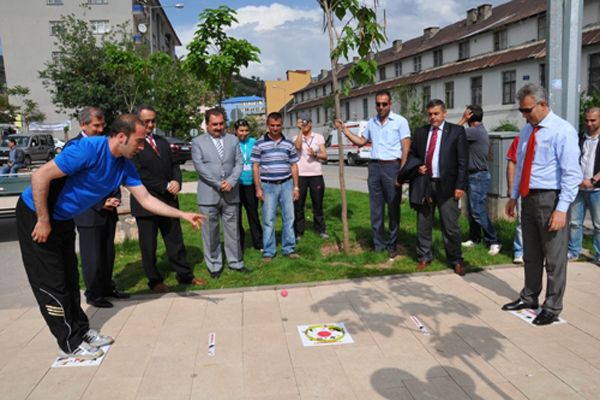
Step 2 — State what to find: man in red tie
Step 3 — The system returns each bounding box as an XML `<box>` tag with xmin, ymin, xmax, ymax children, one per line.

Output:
<box><xmin>503</xmin><ymin>84</ymin><xmax>581</xmax><ymax>326</ymax></box>
<box><xmin>410</xmin><ymin>99</ymin><xmax>469</xmax><ymax>275</ymax></box>
<box><xmin>130</xmin><ymin>104</ymin><xmax>207</xmax><ymax>293</ymax></box>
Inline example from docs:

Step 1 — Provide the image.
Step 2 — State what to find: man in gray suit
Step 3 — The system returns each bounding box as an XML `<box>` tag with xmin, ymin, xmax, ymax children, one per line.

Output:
<box><xmin>192</xmin><ymin>108</ymin><xmax>248</xmax><ymax>278</ymax></box>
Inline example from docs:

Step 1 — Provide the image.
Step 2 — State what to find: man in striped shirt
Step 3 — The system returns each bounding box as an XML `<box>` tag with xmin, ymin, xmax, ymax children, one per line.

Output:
<box><xmin>252</xmin><ymin>112</ymin><xmax>300</xmax><ymax>262</ymax></box>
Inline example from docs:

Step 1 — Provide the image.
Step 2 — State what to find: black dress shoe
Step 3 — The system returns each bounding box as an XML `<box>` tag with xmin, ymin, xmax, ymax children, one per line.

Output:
<box><xmin>86</xmin><ymin>297</ymin><xmax>114</xmax><ymax>308</ymax></box>
<box><xmin>210</xmin><ymin>271</ymin><xmax>222</xmax><ymax>279</ymax></box>
<box><xmin>107</xmin><ymin>288</ymin><xmax>130</xmax><ymax>299</ymax></box>
<box><xmin>532</xmin><ymin>309</ymin><xmax>559</xmax><ymax>326</ymax></box>
<box><xmin>501</xmin><ymin>298</ymin><xmax>539</xmax><ymax>311</ymax></box>
<box><xmin>232</xmin><ymin>267</ymin><xmax>252</xmax><ymax>273</ymax></box>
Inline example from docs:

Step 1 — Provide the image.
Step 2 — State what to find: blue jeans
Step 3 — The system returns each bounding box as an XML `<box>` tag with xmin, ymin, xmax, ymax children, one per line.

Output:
<box><xmin>262</xmin><ymin>179</ymin><xmax>296</xmax><ymax>257</ymax></box>
<box><xmin>568</xmin><ymin>190</ymin><xmax>600</xmax><ymax>260</ymax></box>
<box><xmin>467</xmin><ymin>171</ymin><xmax>500</xmax><ymax>245</ymax></box>
<box><xmin>513</xmin><ymin>198</ymin><xmax>523</xmax><ymax>257</ymax></box>
<box><xmin>0</xmin><ymin>163</ymin><xmax>25</xmax><ymax>176</ymax></box>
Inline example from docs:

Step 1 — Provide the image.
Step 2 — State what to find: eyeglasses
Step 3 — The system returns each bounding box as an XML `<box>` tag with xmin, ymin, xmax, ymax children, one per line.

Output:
<box><xmin>375</xmin><ymin>102</ymin><xmax>389</xmax><ymax>108</ymax></box>
<box><xmin>141</xmin><ymin>119</ymin><xmax>156</xmax><ymax>125</ymax></box>
<box><xmin>518</xmin><ymin>103</ymin><xmax>539</xmax><ymax>114</ymax></box>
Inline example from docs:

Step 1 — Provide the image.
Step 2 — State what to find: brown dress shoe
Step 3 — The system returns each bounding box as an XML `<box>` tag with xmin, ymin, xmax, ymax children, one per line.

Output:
<box><xmin>416</xmin><ymin>260</ymin><xmax>430</xmax><ymax>272</ymax></box>
<box><xmin>453</xmin><ymin>263</ymin><xmax>466</xmax><ymax>276</ymax></box>
<box><xmin>152</xmin><ymin>282</ymin><xmax>170</xmax><ymax>293</ymax></box>
<box><xmin>190</xmin><ymin>277</ymin><xmax>208</xmax><ymax>286</ymax></box>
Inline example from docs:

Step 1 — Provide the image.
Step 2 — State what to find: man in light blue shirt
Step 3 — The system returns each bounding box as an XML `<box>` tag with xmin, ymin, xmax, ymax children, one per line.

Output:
<box><xmin>335</xmin><ymin>90</ymin><xmax>411</xmax><ymax>259</ymax></box>
<box><xmin>504</xmin><ymin>83</ymin><xmax>582</xmax><ymax>326</ymax></box>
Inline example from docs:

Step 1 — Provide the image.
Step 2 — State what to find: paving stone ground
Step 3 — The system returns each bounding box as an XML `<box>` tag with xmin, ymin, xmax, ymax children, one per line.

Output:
<box><xmin>1</xmin><ymin>261</ymin><xmax>599</xmax><ymax>400</ymax></box>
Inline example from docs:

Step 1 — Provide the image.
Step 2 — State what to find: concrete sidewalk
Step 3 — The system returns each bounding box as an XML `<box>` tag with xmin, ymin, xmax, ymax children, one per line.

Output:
<box><xmin>1</xmin><ymin>263</ymin><xmax>600</xmax><ymax>399</ymax></box>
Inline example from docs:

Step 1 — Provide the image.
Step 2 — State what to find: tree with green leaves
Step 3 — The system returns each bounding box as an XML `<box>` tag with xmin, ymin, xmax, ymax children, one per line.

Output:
<box><xmin>319</xmin><ymin>0</ymin><xmax>386</xmax><ymax>252</ymax></box>
<box><xmin>185</xmin><ymin>6</ymin><xmax>261</xmax><ymax>106</ymax></box>
<box><xmin>0</xmin><ymin>85</ymin><xmax>45</xmax><ymax>125</ymax></box>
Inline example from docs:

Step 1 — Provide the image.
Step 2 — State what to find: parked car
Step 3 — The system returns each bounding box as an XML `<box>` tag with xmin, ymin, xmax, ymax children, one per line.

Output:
<box><xmin>0</xmin><ymin>133</ymin><xmax>55</xmax><ymax>166</ymax></box>
<box><xmin>324</xmin><ymin>120</ymin><xmax>371</xmax><ymax>166</ymax></box>
<box><xmin>160</xmin><ymin>135</ymin><xmax>191</xmax><ymax>164</ymax></box>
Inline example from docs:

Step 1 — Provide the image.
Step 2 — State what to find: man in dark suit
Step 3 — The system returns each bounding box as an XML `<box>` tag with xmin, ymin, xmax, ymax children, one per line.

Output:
<box><xmin>70</xmin><ymin>107</ymin><xmax>129</xmax><ymax>308</ymax></box>
<box><xmin>410</xmin><ymin>99</ymin><xmax>469</xmax><ymax>275</ymax></box>
<box><xmin>131</xmin><ymin>104</ymin><xmax>206</xmax><ymax>293</ymax></box>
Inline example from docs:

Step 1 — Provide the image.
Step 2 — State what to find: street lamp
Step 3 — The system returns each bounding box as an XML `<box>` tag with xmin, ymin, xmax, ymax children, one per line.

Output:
<box><xmin>144</xmin><ymin>2</ymin><xmax>184</xmax><ymax>53</ymax></box>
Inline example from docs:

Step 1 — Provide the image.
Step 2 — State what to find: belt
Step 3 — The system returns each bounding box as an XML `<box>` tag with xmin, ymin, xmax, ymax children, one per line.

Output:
<box><xmin>528</xmin><ymin>188</ymin><xmax>560</xmax><ymax>195</ymax></box>
<box><xmin>261</xmin><ymin>177</ymin><xmax>291</xmax><ymax>185</ymax></box>
<box><xmin>431</xmin><ymin>177</ymin><xmax>441</xmax><ymax>182</ymax></box>
<box><xmin>468</xmin><ymin>169</ymin><xmax>488</xmax><ymax>174</ymax></box>
<box><xmin>370</xmin><ymin>159</ymin><xmax>400</xmax><ymax>165</ymax></box>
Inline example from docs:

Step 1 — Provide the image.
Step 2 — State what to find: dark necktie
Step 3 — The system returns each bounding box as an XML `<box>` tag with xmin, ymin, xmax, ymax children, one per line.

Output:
<box><xmin>146</xmin><ymin>135</ymin><xmax>160</xmax><ymax>156</ymax></box>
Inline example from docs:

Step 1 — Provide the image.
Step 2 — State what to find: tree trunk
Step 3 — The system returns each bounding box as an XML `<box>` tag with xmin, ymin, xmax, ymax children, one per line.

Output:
<box><xmin>324</xmin><ymin>6</ymin><xmax>350</xmax><ymax>253</ymax></box>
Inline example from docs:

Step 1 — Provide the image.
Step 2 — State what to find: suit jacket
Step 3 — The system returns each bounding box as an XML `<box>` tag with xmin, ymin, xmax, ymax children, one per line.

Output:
<box><xmin>66</xmin><ymin>133</ymin><xmax>120</xmax><ymax>227</ymax></box>
<box><xmin>130</xmin><ymin>134</ymin><xmax>182</xmax><ymax>217</ymax></box>
<box><xmin>409</xmin><ymin>122</ymin><xmax>468</xmax><ymax>201</ymax></box>
<box><xmin>191</xmin><ymin>132</ymin><xmax>242</xmax><ymax>206</ymax></box>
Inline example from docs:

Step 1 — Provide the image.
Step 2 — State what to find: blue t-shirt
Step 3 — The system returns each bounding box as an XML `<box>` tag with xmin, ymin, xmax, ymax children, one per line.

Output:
<box><xmin>21</xmin><ymin>136</ymin><xmax>142</xmax><ymax>220</ymax></box>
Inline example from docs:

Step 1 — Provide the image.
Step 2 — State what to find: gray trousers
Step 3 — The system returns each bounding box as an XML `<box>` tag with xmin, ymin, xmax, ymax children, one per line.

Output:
<box><xmin>199</xmin><ymin>199</ymin><xmax>244</xmax><ymax>272</ymax></box>
<box><xmin>416</xmin><ymin>182</ymin><xmax>463</xmax><ymax>266</ymax></box>
<box><xmin>520</xmin><ymin>190</ymin><xmax>568</xmax><ymax>314</ymax></box>
<box><xmin>367</xmin><ymin>162</ymin><xmax>401</xmax><ymax>252</ymax></box>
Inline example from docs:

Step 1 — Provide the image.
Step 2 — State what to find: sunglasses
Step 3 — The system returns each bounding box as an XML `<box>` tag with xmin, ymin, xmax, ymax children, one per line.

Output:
<box><xmin>375</xmin><ymin>102</ymin><xmax>389</xmax><ymax>107</ymax></box>
<box><xmin>141</xmin><ymin>119</ymin><xmax>156</xmax><ymax>125</ymax></box>
<box><xmin>518</xmin><ymin>103</ymin><xmax>539</xmax><ymax>114</ymax></box>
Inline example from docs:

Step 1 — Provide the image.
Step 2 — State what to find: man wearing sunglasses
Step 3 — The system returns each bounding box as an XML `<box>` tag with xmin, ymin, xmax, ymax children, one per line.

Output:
<box><xmin>335</xmin><ymin>89</ymin><xmax>411</xmax><ymax>260</ymax></box>
<box><xmin>503</xmin><ymin>83</ymin><xmax>581</xmax><ymax>326</ymax></box>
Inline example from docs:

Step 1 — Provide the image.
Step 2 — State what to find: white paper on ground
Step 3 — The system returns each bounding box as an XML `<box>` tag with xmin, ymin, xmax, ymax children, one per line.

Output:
<box><xmin>297</xmin><ymin>323</ymin><xmax>354</xmax><ymax>347</ymax></box>
<box><xmin>508</xmin><ymin>307</ymin><xmax>567</xmax><ymax>325</ymax></box>
<box><xmin>51</xmin><ymin>345</ymin><xmax>110</xmax><ymax>368</ymax></box>
<box><xmin>208</xmin><ymin>332</ymin><xmax>216</xmax><ymax>356</ymax></box>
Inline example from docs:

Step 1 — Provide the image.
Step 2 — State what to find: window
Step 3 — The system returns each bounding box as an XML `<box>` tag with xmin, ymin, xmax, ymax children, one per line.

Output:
<box><xmin>444</xmin><ymin>81</ymin><xmax>455</xmax><ymax>109</ymax></box>
<box><xmin>471</xmin><ymin>76</ymin><xmax>482</xmax><ymax>105</ymax></box>
<box><xmin>315</xmin><ymin>88</ymin><xmax>319</xmax><ymax>98</ymax></box>
<box><xmin>379</xmin><ymin>66</ymin><xmax>386</xmax><ymax>81</ymax></box>
<box><xmin>539</xmin><ymin>63</ymin><xmax>546</xmax><ymax>88</ymax></box>
<box><xmin>421</xmin><ymin>86</ymin><xmax>431</xmax><ymax>110</ymax></box>
<box><xmin>90</xmin><ymin>20</ymin><xmax>110</xmax><ymax>34</ymax></box>
<box><xmin>301</xmin><ymin>92</ymin><xmax>305</xmax><ymax>102</ymax></box>
<box><xmin>494</xmin><ymin>29</ymin><xmax>507</xmax><ymax>51</ymax></box>
<box><xmin>394</xmin><ymin>62</ymin><xmax>402</xmax><ymax>77</ymax></box>
<box><xmin>362</xmin><ymin>98</ymin><xmax>369</xmax><ymax>119</ymax></box>
<box><xmin>502</xmin><ymin>70</ymin><xmax>516</xmax><ymax>105</ymax></box>
<box><xmin>345</xmin><ymin>102</ymin><xmax>350</xmax><ymax>120</ymax></box>
<box><xmin>589</xmin><ymin>53</ymin><xmax>600</xmax><ymax>92</ymax></box>
<box><xmin>47</xmin><ymin>0</ymin><xmax>63</xmax><ymax>4</ymax></box>
<box><xmin>289</xmin><ymin>113</ymin><xmax>293</xmax><ymax>127</ymax></box>
<box><xmin>88</xmin><ymin>0</ymin><xmax>108</xmax><ymax>4</ymax></box>
<box><xmin>322</xmin><ymin>85</ymin><xmax>327</xmax><ymax>96</ymax></box>
<box><xmin>537</xmin><ymin>13</ymin><xmax>547</xmax><ymax>40</ymax></box>
<box><xmin>316</xmin><ymin>107</ymin><xmax>321</xmax><ymax>124</ymax></box>
<box><xmin>458</xmin><ymin>41</ymin><xmax>470</xmax><ymax>60</ymax></box>
<box><xmin>49</xmin><ymin>21</ymin><xmax>63</xmax><ymax>36</ymax></box>
<box><xmin>433</xmin><ymin>49</ymin><xmax>443</xmax><ymax>67</ymax></box>
<box><xmin>413</xmin><ymin>56</ymin><xmax>422</xmax><ymax>72</ymax></box>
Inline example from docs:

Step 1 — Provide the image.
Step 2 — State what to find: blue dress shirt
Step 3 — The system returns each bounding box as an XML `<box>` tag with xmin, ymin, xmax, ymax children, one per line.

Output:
<box><xmin>511</xmin><ymin>111</ymin><xmax>582</xmax><ymax>212</ymax></box>
<box><xmin>364</xmin><ymin>111</ymin><xmax>411</xmax><ymax>160</ymax></box>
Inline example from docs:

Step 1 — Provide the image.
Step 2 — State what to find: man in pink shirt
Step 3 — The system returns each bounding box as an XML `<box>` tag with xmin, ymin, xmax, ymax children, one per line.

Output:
<box><xmin>293</xmin><ymin>118</ymin><xmax>329</xmax><ymax>239</ymax></box>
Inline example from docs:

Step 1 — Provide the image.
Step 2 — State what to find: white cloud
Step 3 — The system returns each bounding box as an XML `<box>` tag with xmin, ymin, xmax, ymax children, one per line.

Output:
<box><xmin>233</xmin><ymin>3</ymin><xmax>321</xmax><ymax>32</ymax></box>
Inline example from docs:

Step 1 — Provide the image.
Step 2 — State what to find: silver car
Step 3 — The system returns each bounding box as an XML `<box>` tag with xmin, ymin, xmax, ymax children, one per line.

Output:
<box><xmin>0</xmin><ymin>134</ymin><xmax>55</xmax><ymax>166</ymax></box>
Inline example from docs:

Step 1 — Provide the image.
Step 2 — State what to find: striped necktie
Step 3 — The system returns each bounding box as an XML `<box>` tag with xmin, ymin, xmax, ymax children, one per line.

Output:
<box><xmin>146</xmin><ymin>135</ymin><xmax>160</xmax><ymax>156</ymax></box>
<box><xmin>215</xmin><ymin>138</ymin><xmax>224</xmax><ymax>159</ymax></box>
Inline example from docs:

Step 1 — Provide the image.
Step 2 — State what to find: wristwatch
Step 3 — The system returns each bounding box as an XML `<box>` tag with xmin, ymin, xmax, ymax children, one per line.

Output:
<box><xmin>592</xmin><ymin>178</ymin><xmax>598</xmax><ymax>187</ymax></box>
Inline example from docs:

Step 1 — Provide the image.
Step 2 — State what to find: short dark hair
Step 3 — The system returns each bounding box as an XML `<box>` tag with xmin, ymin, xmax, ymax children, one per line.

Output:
<box><xmin>134</xmin><ymin>104</ymin><xmax>156</xmax><ymax>116</ymax></box>
<box><xmin>8</xmin><ymin>138</ymin><xmax>16</xmax><ymax>145</ymax></box>
<box><xmin>234</xmin><ymin>118</ymin><xmax>249</xmax><ymax>129</ymax></box>
<box><xmin>467</xmin><ymin>104</ymin><xmax>483</xmax><ymax>122</ymax></box>
<box><xmin>205</xmin><ymin>108</ymin><xmax>224</xmax><ymax>124</ymax></box>
<box><xmin>426</xmin><ymin>99</ymin><xmax>446</xmax><ymax>110</ymax></box>
<box><xmin>267</xmin><ymin>112</ymin><xmax>283</xmax><ymax>122</ymax></box>
<box><xmin>78</xmin><ymin>106</ymin><xmax>104</xmax><ymax>124</ymax></box>
<box><xmin>109</xmin><ymin>114</ymin><xmax>143</xmax><ymax>137</ymax></box>
<box><xmin>375</xmin><ymin>90</ymin><xmax>392</xmax><ymax>101</ymax></box>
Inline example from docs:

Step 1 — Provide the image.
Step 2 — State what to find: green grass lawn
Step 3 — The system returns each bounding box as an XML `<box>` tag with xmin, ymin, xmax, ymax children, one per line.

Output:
<box><xmin>110</xmin><ymin>189</ymin><xmax>518</xmax><ymax>294</ymax></box>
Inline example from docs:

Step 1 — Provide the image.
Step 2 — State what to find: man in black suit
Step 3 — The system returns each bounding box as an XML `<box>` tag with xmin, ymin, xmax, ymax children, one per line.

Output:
<box><xmin>131</xmin><ymin>104</ymin><xmax>206</xmax><ymax>293</ymax></box>
<box><xmin>70</xmin><ymin>107</ymin><xmax>129</xmax><ymax>308</ymax></box>
<box><xmin>410</xmin><ymin>99</ymin><xmax>469</xmax><ymax>275</ymax></box>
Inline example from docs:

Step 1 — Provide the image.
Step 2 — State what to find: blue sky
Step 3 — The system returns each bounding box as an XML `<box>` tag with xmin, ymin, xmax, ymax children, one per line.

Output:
<box><xmin>165</xmin><ymin>1</ymin><xmax>507</xmax><ymax>81</ymax></box>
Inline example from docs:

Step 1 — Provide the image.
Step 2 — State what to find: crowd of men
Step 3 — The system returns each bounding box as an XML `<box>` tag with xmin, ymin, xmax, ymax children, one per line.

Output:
<box><xmin>15</xmin><ymin>82</ymin><xmax>594</xmax><ymax>361</ymax></box>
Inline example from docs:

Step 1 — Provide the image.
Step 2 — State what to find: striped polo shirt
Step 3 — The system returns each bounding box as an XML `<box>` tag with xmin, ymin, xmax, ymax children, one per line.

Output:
<box><xmin>251</xmin><ymin>133</ymin><xmax>299</xmax><ymax>181</ymax></box>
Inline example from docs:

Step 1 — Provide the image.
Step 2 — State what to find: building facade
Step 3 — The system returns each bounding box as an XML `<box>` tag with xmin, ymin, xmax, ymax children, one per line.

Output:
<box><xmin>287</xmin><ymin>0</ymin><xmax>600</xmax><ymax>135</ymax></box>
<box><xmin>265</xmin><ymin>70</ymin><xmax>312</xmax><ymax>117</ymax></box>
<box><xmin>221</xmin><ymin>95</ymin><xmax>266</xmax><ymax>122</ymax></box>
<box><xmin>0</xmin><ymin>0</ymin><xmax>181</xmax><ymax>129</ymax></box>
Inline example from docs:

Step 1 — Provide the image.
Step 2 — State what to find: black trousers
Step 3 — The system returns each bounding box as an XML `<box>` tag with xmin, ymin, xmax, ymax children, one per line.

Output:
<box><xmin>294</xmin><ymin>175</ymin><xmax>326</xmax><ymax>236</ymax></box>
<box><xmin>16</xmin><ymin>198</ymin><xmax>89</xmax><ymax>353</ymax></box>
<box><xmin>136</xmin><ymin>215</ymin><xmax>194</xmax><ymax>289</ymax></box>
<box><xmin>77</xmin><ymin>217</ymin><xmax>117</xmax><ymax>301</ymax></box>
<box><xmin>239</xmin><ymin>184</ymin><xmax>263</xmax><ymax>250</ymax></box>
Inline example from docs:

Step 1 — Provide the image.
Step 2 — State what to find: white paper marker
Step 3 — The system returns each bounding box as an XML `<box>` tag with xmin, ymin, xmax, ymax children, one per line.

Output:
<box><xmin>208</xmin><ymin>332</ymin><xmax>216</xmax><ymax>356</ymax></box>
<box><xmin>410</xmin><ymin>315</ymin><xmax>430</xmax><ymax>336</ymax></box>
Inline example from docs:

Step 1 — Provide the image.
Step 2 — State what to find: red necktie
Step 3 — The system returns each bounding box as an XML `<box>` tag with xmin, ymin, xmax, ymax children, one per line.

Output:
<box><xmin>519</xmin><ymin>126</ymin><xmax>540</xmax><ymax>198</ymax></box>
<box><xmin>425</xmin><ymin>128</ymin><xmax>438</xmax><ymax>177</ymax></box>
<box><xmin>146</xmin><ymin>135</ymin><xmax>160</xmax><ymax>156</ymax></box>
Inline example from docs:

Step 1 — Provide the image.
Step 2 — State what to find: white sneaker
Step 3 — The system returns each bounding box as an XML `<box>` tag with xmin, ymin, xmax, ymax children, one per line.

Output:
<box><xmin>83</xmin><ymin>328</ymin><xmax>114</xmax><ymax>347</ymax></box>
<box><xmin>513</xmin><ymin>255</ymin><xmax>524</xmax><ymax>264</ymax></box>
<box><xmin>488</xmin><ymin>244</ymin><xmax>502</xmax><ymax>256</ymax></box>
<box><xmin>319</xmin><ymin>232</ymin><xmax>329</xmax><ymax>239</ymax></box>
<box><xmin>58</xmin><ymin>341</ymin><xmax>104</xmax><ymax>360</ymax></box>
<box><xmin>461</xmin><ymin>240</ymin><xmax>476</xmax><ymax>248</ymax></box>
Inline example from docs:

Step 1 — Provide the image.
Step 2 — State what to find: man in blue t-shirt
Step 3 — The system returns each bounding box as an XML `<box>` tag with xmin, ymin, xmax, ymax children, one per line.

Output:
<box><xmin>16</xmin><ymin>114</ymin><xmax>205</xmax><ymax>361</ymax></box>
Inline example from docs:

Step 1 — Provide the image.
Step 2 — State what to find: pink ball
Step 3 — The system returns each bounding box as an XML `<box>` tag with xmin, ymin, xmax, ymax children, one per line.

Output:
<box><xmin>280</xmin><ymin>289</ymin><xmax>288</xmax><ymax>298</ymax></box>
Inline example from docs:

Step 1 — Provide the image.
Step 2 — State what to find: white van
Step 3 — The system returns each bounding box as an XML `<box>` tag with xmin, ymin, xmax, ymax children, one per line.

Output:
<box><xmin>325</xmin><ymin>120</ymin><xmax>371</xmax><ymax>166</ymax></box>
